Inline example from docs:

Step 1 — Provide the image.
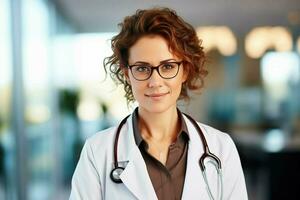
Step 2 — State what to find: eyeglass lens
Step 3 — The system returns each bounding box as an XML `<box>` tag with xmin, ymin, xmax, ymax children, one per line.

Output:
<box><xmin>130</xmin><ymin>62</ymin><xmax>181</xmax><ymax>81</ymax></box>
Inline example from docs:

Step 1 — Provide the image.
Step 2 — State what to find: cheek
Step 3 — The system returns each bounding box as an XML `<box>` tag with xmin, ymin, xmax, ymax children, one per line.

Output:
<box><xmin>170</xmin><ymin>75</ymin><xmax>186</xmax><ymax>97</ymax></box>
<box><xmin>131</xmin><ymin>85</ymin><xmax>139</xmax><ymax>98</ymax></box>
<box><xmin>170</xmin><ymin>79</ymin><xmax>183</xmax><ymax>96</ymax></box>
<box><xmin>130</xmin><ymin>80</ymin><xmax>145</xmax><ymax>99</ymax></box>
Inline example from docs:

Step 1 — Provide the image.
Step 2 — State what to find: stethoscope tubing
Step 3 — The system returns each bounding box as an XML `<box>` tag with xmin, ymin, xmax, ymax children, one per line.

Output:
<box><xmin>183</xmin><ymin>113</ymin><xmax>221</xmax><ymax>171</ymax></box>
<box><xmin>110</xmin><ymin>115</ymin><xmax>130</xmax><ymax>183</ymax></box>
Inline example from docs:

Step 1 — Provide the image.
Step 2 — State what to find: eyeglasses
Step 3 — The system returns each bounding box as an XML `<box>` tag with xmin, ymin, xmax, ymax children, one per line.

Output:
<box><xmin>128</xmin><ymin>61</ymin><xmax>182</xmax><ymax>81</ymax></box>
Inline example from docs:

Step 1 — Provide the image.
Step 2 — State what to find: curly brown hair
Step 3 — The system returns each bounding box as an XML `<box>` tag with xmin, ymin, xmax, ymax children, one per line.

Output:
<box><xmin>103</xmin><ymin>7</ymin><xmax>207</xmax><ymax>104</ymax></box>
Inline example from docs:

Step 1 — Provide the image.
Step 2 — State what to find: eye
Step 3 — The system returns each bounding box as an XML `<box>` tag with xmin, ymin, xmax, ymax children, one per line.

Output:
<box><xmin>161</xmin><ymin>63</ymin><xmax>176</xmax><ymax>70</ymax></box>
<box><xmin>134</xmin><ymin>65</ymin><xmax>151</xmax><ymax>73</ymax></box>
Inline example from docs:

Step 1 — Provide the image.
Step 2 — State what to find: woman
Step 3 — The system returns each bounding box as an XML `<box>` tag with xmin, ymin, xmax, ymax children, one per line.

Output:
<box><xmin>70</xmin><ymin>8</ymin><xmax>248</xmax><ymax>200</ymax></box>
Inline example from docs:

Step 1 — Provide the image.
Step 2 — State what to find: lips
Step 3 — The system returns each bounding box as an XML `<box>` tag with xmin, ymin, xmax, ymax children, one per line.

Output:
<box><xmin>145</xmin><ymin>92</ymin><xmax>170</xmax><ymax>98</ymax></box>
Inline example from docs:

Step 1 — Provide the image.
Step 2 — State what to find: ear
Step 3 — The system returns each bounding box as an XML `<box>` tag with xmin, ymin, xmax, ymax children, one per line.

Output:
<box><xmin>182</xmin><ymin>67</ymin><xmax>188</xmax><ymax>83</ymax></box>
<box><xmin>183</xmin><ymin>72</ymin><xmax>188</xmax><ymax>83</ymax></box>
<box><xmin>122</xmin><ymin>68</ymin><xmax>131</xmax><ymax>85</ymax></box>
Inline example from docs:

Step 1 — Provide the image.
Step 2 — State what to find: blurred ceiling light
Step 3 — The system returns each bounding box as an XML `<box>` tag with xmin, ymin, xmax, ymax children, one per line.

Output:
<box><xmin>245</xmin><ymin>26</ymin><xmax>292</xmax><ymax>59</ymax></box>
<box><xmin>272</xmin><ymin>27</ymin><xmax>293</xmax><ymax>51</ymax></box>
<box><xmin>77</xmin><ymin>99</ymin><xmax>100</xmax><ymax>121</ymax></box>
<box><xmin>196</xmin><ymin>26</ymin><xmax>237</xmax><ymax>56</ymax></box>
<box><xmin>26</xmin><ymin>104</ymin><xmax>50</xmax><ymax>124</ymax></box>
<box><xmin>261</xmin><ymin>52</ymin><xmax>300</xmax><ymax>101</ymax></box>
<box><xmin>263</xmin><ymin>129</ymin><xmax>285</xmax><ymax>152</ymax></box>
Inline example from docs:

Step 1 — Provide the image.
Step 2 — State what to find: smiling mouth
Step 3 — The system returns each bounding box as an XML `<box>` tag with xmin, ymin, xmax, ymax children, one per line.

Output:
<box><xmin>145</xmin><ymin>92</ymin><xmax>170</xmax><ymax>98</ymax></box>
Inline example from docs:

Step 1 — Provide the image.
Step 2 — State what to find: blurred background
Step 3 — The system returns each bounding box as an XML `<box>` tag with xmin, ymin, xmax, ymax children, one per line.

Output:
<box><xmin>0</xmin><ymin>0</ymin><xmax>300</xmax><ymax>199</ymax></box>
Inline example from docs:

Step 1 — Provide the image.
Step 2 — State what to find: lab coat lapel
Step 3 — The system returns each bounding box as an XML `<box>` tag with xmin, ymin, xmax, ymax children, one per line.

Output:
<box><xmin>118</xmin><ymin>115</ymin><xmax>157</xmax><ymax>200</ymax></box>
<box><xmin>181</xmin><ymin>115</ymin><xmax>209</xmax><ymax>199</ymax></box>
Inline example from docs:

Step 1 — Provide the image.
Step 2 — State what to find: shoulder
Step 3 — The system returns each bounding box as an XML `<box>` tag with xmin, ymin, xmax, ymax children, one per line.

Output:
<box><xmin>84</xmin><ymin>126</ymin><xmax>117</xmax><ymax>154</ymax></box>
<box><xmin>182</xmin><ymin>114</ymin><xmax>232</xmax><ymax>147</ymax></box>
<box><xmin>198</xmin><ymin>123</ymin><xmax>233</xmax><ymax>144</ymax></box>
<box><xmin>197</xmin><ymin>122</ymin><xmax>238</xmax><ymax>160</ymax></box>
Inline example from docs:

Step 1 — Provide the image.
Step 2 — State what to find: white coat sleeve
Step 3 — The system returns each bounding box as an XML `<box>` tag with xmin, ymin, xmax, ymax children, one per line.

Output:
<box><xmin>69</xmin><ymin>139</ymin><xmax>103</xmax><ymax>200</ymax></box>
<box><xmin>222</xmin><ymin>135</ymin><xmax>248</xmax><ymax>200</ymax></box>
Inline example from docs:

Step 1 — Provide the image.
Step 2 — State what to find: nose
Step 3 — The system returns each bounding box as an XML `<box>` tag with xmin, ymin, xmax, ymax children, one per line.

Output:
<box><xmin>148</xmin><ymin>68</ymin><xmax>163</xmax><ymax>88</ymax></box>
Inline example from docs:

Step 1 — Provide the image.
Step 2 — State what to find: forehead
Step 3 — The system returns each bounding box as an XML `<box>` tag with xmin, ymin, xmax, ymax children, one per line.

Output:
<box><xmin>128</xmin><ymin>35</ymin><xmax>178</xmax><ymax>64</ymax></box>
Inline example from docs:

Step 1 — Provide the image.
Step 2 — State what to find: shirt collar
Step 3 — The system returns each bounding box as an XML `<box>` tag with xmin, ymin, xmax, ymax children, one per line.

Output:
<box><xmin>132</xmin><ymin>107</ymin><xmax>190</xmax><ymax>146</ymax></box>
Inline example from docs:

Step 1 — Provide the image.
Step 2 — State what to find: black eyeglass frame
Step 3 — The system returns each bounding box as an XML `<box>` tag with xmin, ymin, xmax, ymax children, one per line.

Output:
<box><xmin>127</xmin><ymin>61</ymin><xmax>183</xmax><ymax>81</ymax></box>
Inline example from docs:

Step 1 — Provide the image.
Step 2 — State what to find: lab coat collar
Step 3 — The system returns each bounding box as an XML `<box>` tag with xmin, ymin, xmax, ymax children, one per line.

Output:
<box><xmin>118</xmin><ymin>114</ymin><xmax>158</xmax><ymax>200</ymax></box>
<box><xmin>116</xmin><ymin>113</ymin><xmax>208</xmax><ymax>200</ymax></box>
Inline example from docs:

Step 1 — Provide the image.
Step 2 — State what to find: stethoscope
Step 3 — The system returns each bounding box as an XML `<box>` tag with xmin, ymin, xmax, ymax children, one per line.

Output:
<box><xmin>110</xmin><ymin>113</ymin><xmax>224</xmax><ymax>200</ymax></box>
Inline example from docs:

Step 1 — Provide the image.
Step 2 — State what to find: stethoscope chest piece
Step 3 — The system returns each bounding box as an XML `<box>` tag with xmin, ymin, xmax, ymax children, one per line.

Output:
<box><xmin>110</xmin><ymin>166</ymin><xmax>124</xmax><ymax>183</ymax></box>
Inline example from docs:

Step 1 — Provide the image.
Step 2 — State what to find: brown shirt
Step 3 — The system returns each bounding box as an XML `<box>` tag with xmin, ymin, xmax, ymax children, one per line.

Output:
<box><xmin>132</xmin><ymin>108</ymin><xmax>189</xmax><ymax>200</ymax></box>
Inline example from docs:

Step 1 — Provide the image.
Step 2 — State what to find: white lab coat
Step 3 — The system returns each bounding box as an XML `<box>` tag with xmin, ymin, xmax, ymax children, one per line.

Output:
<box><xmin>70</xmin><ymin>114</ymin><xmax>248</xmax><ymax>200</ymax></box>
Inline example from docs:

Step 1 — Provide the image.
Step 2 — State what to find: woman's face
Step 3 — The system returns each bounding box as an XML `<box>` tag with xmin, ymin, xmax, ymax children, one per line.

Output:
<box><xmin>126</xmin><ymin>35</ymin><xmax>187</xmax><ymax>114</ymax></box>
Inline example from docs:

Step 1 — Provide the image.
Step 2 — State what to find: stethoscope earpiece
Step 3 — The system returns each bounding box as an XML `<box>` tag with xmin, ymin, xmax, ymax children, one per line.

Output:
<box><xmin>110</xmin><ymin>166</ymin><xmax>124</xmax><ymax>183</ymax></box>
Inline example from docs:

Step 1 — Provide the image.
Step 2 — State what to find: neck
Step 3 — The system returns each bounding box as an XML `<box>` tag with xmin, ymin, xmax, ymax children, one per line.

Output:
<box><xmin>138</xmin><ymin>106</ymin><xmax>180</xmax><ymax>143</ymax></box>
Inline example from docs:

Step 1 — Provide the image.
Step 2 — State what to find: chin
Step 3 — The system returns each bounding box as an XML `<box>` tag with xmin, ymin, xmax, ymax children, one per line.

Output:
<box><xmin>140</xmin><ymin>102</ymin><xmax>177</xmax><ymax>114</ymax></box>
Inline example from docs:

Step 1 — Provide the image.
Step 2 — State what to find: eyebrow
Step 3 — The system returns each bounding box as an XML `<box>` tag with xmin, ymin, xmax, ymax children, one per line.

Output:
<box><xmin>131</xmin><ymin>59</ymin><xmax>177</xmax><ymax>65</ymax></box>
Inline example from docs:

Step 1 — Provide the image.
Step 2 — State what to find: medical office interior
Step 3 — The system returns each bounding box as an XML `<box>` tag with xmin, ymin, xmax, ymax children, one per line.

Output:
<box><xmin>1</xmin><ymin>0</ymin><xmax>300</xmax><ymax>199</ymax></box>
